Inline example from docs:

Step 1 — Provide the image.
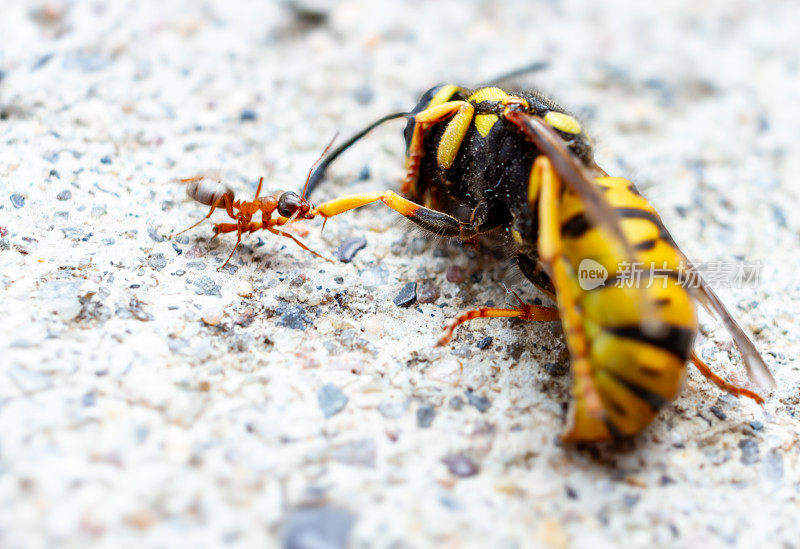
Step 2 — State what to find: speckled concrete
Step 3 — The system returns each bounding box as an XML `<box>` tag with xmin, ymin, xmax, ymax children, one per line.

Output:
<box><xmin>1</xmin><ymin>1</ymin><xmax>799</xmax><ymax>548</ymax></box>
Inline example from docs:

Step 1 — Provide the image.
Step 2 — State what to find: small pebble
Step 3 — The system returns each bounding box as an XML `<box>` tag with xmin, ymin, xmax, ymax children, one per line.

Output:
<box><xmin>100</xmin><ymin>155</ymin><xmax>111</xmax><ymax>164</ymax></box>
<box><xmin>8</xmin><ymin>365</ymin><xmax>53</xmax><ymax>392</ymax></box>
<box><xmin>416</xmin><ymin>404</ymin><xmax>435</xmax><ymax>428</ymax></box>
<box><xmin>239</xmin><ymin>108</ymin><xmax>257</xmax><ymax>121</ymax></box>
<box><xmin>282</xmin><ymin>507</ymin><xmax>355</xmax><ymax>549</ymax></box>
<box><xmin>277</xmin><ymin>303</ymin><xmax>311</xmax><ymax>330</ymax></box>
<box><xmin>428</xmin><ymin>359</ymin><xmax>462</xmax><ymax>385</ymax></box>
<box><xmin>147</xmin><ymin>226</ymin><xmax>165</xmax><ymax>242</ymax></box>
<box><xmin>446</xmin><ymin>265</ymin><xmax>464</xmax><ymax>283</ymax></box>
<box><xmin>393</xmin><ymin>282</ymin><xmax>417</xmax><ymax>308</ymax></box>
<box><xmin>442</xmin><ymin>454</ymin><xmax>479</xmax><ymax>478</ymax></box>
<box><xmin>465</xmin><ymin>390</ymin><xmax>491</xmax><ymax>412</ymax></box>
<box><xmin>10</xmin><ymin>193</ymin><xmax>26</xmax><ymax>208</ymax></box>
<box><xmin>749</xmin><ymin>420</ymin><xmax>764</xmax><ymax>431</ymax></box>
<box><xmin>738</xmin><ymin>438</ymin><xmax>759</xmax><ymax>465</ymax></box>
<box><xmin>332</xmin><ymin>439</ymin><xmax>375</xmax><ymax>467</ymax></box>
<box><xmin>356</xmin><ymin>164</ymin><xmax>370</xmax><ymax>181</ymax></box>
<box><xmin>56</xmin><ymin>189</ymin><xmax>72</xmax><ymax>200</ymax></box>
<box><xmin>417</xmin><ymin>280</ymin><xmax>439</xmax><ymax>304</ymax></box>
<box><xmin>336</xmin><ymin>236</ymin><xmax>367</xmax><ymax>263</ymax></box>
<box><xmin>193</xmin><ymin>276</ymin><xmax>221</xmax><ymax>297</ymax></box>
<box><xmin>476</xmin><ymin>336</ymin><xmax>492</xmax><ymax>349</ymax></box>
<box><xmin>360</xmin><ymin>265</ymin><xmax>388</xmax><ymax>290</ymax></box>
<box><xmin>543</xmin><ymin>362</ymin><xmax>568</xmax><ymax>377</ymax></box>
<box><xmin>318</xmin><ymin>384</ymin><xmax>348</xmax><ymax>418</ymax></box>
<box><xmin>378</xmin><ymin>400</ymin><xmax>408</xmax><ymax>419</ymax></box>
<box><xmin>709</xmin><ymin>406</ymin><xmax>726</xmax><ymax>420</ymax></box>
<box><xmin>148</xmin><ymin>253</ymin><xmax>166</xmax><ymax>271</ymax></box>
<box><xmin>202</xmin><ymin>308</ymin><xmax>223</xmax><ymax>326</ymax></box>
<box><xmin>449</xmin><ymin>396</ymin><xmax>464</xmax><ymax>410</ymax></box>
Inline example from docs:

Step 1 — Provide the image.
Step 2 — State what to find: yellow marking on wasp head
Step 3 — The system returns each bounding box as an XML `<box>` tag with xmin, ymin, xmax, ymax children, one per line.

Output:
<box><xmin>544</xmin><ymin>111</ymin><xmax>582</xmax><ymax>134</ymax></box>
<box><xmin>511</xmin><ymin>230</ymin><xmax>524</xmax><ymax>244</ymax></box>
<box><xmin>474</xmin><ymin>113</ymin><xmax>499</xmax><ymax>137</ymax></box>
<box><xmin>468</xmin><ymin>87</ymin><xmax>509</xmax><ymax>103</ymax></box>
<box><xmin>428</xmin><ymin>85</ymin><xmax>461</xmax><ymax>108</ymax></box>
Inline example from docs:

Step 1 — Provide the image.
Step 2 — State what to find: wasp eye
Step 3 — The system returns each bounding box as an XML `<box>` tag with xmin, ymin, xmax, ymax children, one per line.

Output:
<box><xmin>278</xmin><ymin>191</ymin><xmax>303</xmax><ymax>217</ymax></box>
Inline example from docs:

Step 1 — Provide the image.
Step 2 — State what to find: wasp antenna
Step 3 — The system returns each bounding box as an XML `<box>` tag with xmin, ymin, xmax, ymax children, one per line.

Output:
<box><xmin>301</xmin><ymin>132</ymin><xmax>340</xmax><ymax>200</ymax></box>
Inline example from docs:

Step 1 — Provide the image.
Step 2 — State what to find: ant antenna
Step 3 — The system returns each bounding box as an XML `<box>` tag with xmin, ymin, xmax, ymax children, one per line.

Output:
<box><xmin>301</xmin><ymin>132</ymin><xmax>339</xmax><ymax>200</ymax></box>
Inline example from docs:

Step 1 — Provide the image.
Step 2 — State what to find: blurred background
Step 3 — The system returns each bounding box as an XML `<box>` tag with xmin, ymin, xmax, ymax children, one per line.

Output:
<box><xmin>1</xmin><ymin>1</ymin><xmax>798</xmax><ymax>547</ymax></box>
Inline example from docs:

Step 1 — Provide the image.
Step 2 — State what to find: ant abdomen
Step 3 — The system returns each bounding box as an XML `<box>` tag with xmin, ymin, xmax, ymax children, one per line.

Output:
<box><xmin>186</xmin><ymin>178</ymin><xmax>235</xmax><ymax>207</ymax></box>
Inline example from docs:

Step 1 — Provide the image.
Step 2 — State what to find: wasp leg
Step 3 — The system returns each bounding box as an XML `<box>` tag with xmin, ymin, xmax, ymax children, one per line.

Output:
<box><xmin>436</xmin><ymin>297</ymin><xmax>559</xmax><ymax>346</ymax></box>
<box><xmin>403</xmin><ymin>101</ymin><xmax>474</xmax><ymax>195</ymax></box>
<box><xmin>532</xmin><ymin>155</ymin><xmax>609</xmax><ymax>442</ymax></box>
<box><xmin>313</xmin><ymin>190</ymin><xmax>482</xmax><ymax>239</ymax></box>
<box><xmin>690</xmin><ymin>352</ymin><xmax>764</xmax><ymax>404</ymax></box>
<box><xmin>265</xmin><ymin>223</ymin><xmax>331</xmax><ymax>263</ymax></box>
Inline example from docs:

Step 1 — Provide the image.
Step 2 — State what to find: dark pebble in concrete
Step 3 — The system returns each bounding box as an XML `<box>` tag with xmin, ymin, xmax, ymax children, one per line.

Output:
<box><xmin>277</xmin><ymin>303</ymin><xmax>312</xmax><ymax>330</ymax></box>
<box><xmin>240</xmin><ymin>108</ymin><xmax>257</xmax><ymax>121</ymax></box>
<box><xmin>282</xmin><ymin>506</ymin><xmax>355</xmax><ymax>549</ymax></box>
<box><xmin>710</xmin><ymin>406</ymin><xmax>727</xmax><ymax>420</ymax></box>
<box><xmin>318</xmin><ymin>384</ymin><xmax>348</xmax><ymax>418</ymax></box>
<box><xmin>10</xmin><ymin>194</ymin><xmax>25</xmax><ymax>208</ymax></box>
<box><xmin>417</xmin><ymin>404</ymin><xmax>435</xmax><ymax>428</ymax></box>
<box><xmin>148</xmin><ymin>253</ymin><xmax>166</xmax><ymax>271</ymax></box>
<box><xmin>336</xmin><ymin>236</ymin><xmax>367</xmax><ymax>263</ymax></box>
<box><xmin>739</xmin><ymin>438</ymin><xmax>759</xmax><ymax>465</ymax></box>
<box><xmin>56</xmin><ymin>189</ymin><xmax>72</xmax><ymax>200</ymax></box>
<box><xmin>465</xmin><ymin>390</ymin><xmax>490</xmax><ymax>412</ymax></box>
<box><xmin>476</xmin><ymin>336</ymin><xmax>492</xmax><ymax>349</ymax></box>
<box><xmin>393</xmin><ymin>282</ymin><xmax>417</xmax><ymax>308</ymax></box>
<box><xmin>446</xmin><ymin>265</ymin><xmax>464</xmax><ymax>283</ymax></box>
<box><xmin>147</xmin><ymin>226</ymin><xmax>166</xmax><ymax>242</ymax></box>
<box><xmin>193</xmin><ymin>276</ymin><xmax>221</xmax><ymax>297</ymax></box>
<box><xmin>417</xmin><ymin>280</ymin><xmax>439</xmax><ymax>304</ymax></box>
<box><xmin>442</xmin><ymin>454</ymin><xmax>479</xmax><ymax>477</ymax></box>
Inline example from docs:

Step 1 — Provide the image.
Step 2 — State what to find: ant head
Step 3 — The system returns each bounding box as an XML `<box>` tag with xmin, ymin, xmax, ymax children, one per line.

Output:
<box><xmin>277</xmin><ymin>191</ymin><xmax>313</xmax><ymax>219</ymax></box>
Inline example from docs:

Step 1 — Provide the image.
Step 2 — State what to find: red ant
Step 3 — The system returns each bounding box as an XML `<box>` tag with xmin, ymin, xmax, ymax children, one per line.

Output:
<box><xmin>174</xmin><ymin>141</ymin><xmax>339</xmax><ymax>270</ymax></box>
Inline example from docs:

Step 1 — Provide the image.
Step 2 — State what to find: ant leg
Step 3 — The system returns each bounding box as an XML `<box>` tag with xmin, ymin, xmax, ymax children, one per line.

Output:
<box><xmin>690</xmin><ymin>352</ymin><xmax>764</xmax><ymax>404</ymax></box>
<box><xmin>265</xmin><ymin>224</ymin><xmax>331</xmax><ymax>262</ymax></box>
<box><xmin>436</xmin><ymin>289</ymin><xmax>559</xmax><ymax>346</ymax></box>
<box><xmin>253</xmin><ymin>177</ymin><xmax>264</xmax><ymax>199</ymax></box>
<box><xmin>175</xmin><ymin>193</ymin><xmax>236</xmax><ymax>237</ymax></box>
<box><xmin>216</xmin><ymin>220</ymin><xmax>246</xmax><ymax>271</ymax></box>
<box><xmin>403</xmin><ymin>101</ymin><xmax>474</xmax><ymax>195</ymax></box>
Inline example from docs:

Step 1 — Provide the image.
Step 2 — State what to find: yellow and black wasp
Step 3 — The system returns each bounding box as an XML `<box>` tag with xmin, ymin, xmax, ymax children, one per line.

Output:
<box><xmin>184</xmin><ymin>80</ymin><xmax>776</xmax><ymax>442</ymax></box>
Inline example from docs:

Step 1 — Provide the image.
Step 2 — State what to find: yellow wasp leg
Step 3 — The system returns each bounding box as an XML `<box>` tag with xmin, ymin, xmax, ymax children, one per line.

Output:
<box><xmin>690</xmin><ymin>352</ymin><xmax>765</xmax><ymax>404</ymax></box>
<box><xmin>403</xmin><ymin>101</ymin><xmax>473</xmax><ymax>195</ymax></box>
<box><xmin>533</xmin><ymin>155</ymin><xmax>610</xmax><ymax>442</ymax></box>
<box><xmin>312</xmin><ymin>191</ymin><xmax>480</xmax><ymax>239</ymax></box>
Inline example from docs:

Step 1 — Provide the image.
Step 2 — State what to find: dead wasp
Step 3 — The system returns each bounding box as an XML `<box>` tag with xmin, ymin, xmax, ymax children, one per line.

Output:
<box><xmin>267</xmin><ymin>84</ymin><xmax>775</xmax><ymax>443</ymax></box>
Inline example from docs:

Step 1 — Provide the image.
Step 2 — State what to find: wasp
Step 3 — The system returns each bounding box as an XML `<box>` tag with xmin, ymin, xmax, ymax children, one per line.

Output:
<box><xmin>181</xmin><ymin>83</ymin><xmax>775</xmax><ymax>442</ymax></box>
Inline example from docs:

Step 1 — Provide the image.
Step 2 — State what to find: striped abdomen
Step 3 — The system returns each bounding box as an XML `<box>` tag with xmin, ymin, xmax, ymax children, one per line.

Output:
<box><xmin>559</xmin><ymin>176</ymin><xmax>698</xmax><ymax>437</ymax></box>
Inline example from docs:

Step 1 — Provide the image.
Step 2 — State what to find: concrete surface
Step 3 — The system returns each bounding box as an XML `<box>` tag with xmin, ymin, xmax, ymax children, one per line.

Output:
<box><xmin>1</xmin><ymin>0</ymin><xmax>799</xmax><ymax>547</ymax></box>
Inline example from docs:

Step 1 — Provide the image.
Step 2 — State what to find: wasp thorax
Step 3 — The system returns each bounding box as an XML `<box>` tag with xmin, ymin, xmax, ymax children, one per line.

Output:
<box><xmin>277</xmin><ymin>191</ymin><xmax>311</xmax><ymax>218</ymax></box>
<box><xmin>186</xmin><ymin>179</ymin><xmax>235</xmax><ymax>206</ymax></box>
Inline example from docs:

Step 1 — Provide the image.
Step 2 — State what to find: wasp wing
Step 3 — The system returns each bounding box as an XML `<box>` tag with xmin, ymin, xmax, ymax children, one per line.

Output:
<box><xmin>691</xmin><ymin>271</ymin><xmax>775</xmax><ymax>392</ymax></box>
<box><xmin>505</xmin><ymin>111</ymin><xmax>636</xmax><ymax>261</ymax></box>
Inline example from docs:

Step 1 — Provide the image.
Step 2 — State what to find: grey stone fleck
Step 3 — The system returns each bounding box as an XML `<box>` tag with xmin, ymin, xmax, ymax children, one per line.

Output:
<box><xmin>738</xmin><ymin>438</ymin><xmax>759</xmax><ymax>465</ymax></box>
<box><xmin>466</xmin><ymin>390</ymin><xmax>491</xmax><ymax>412</ymax></box>
<box><xmin>749</xmin><ymin>420</ymin><xmax>764</xmax><ymax>431</ymax></box>
<box><xmin>393</xmin><ymin>282</ymin><xmax>416</xmax><ymax>308</ymax></box>
<box><xmin>543</xmin><ymin>362</ymin><xmax>568</xmax><ymax>377</ymax></box>
<box><xmin>193</xmin><ymin>276</ymin><xmax>221</xmax><ymax>297</ymax></box>
<box><xmin>336</xmin><ymin>236</ymin><xmax>367</xmax><ymax>263</ymax></box>
<box><xmin>10</xmin><ymin>193</ymin><xmax>25</xmax><ymax>208</ymax></box>
<box><xmin>762</xmin><ymin>449</ymin><xmax>783</xmax><ymax>485</ymax></box>
<box><xmin>416</xmin><ymin>404</ymin><xmax>435</xmax><ymax>428</ymax></box>
<box><xmin>61</xmin><ymin>227</ymin><xmax>86</xmax><ymax>240</ymax></box>
<box><xmin>709</xmin><ymin>406</ymin><xmax>727</xmax><ymax>420</ymax></box>
<box><xmin>378</xmin><ymin>400</ymin><xmax>408</xmax><ymax>419</ymax></box>
<box><xmin>56</xmin><ymin>189</ymin><xmax>72</xmax><ymax>200</ymax></box>
<box><xmin>187</xmin><ymin>261</ymin><xmax>206</xmax><ymax>271</ymax></box>
<box><xmin>449</xmin><ymin>396</ymin><xmax>464</xmax><ymax>410</ymax></box>
<box><xmin>277</xmin><ymin>303</ymin><xmax>311</xmax><ymax>330</ymax></box>
<box><xmin>282</xmin><ymin>506</ymin><xmax>355</xmax><ymax>549</ymax></box>
<box><xmin>318</xmin><ymin>384</ymin><xmax>348</xmax><ymax>418</ymax></box>
<box><xmin>359</xmin><ymin>265</ymin><xmax>388</xmax><ymax>290</ymax></box>
<box><xmin>147</xmin><ymin>226</ymin><xmax>165</xmax><ymax>242</ymax></box>
<box><xmin>332</xmin><ymin>439</ymin><xmax>375</xmax><ymax>467</ymax></box>
<box><xmin>148</xmin><ymin>253</ymin><xmax>166</xmax><ymax>271</ymax></box>
<box><xmin>476</xmin><ymin>336</ymin><xmax>492</xmax><ymax>349</ymax></box>
<box><xmin>442</xmin><ymin>454</ymin><xmax>479</xmax><ymax>478</ymax></box>
<box><xmin>239</xmin><ymin>108</ymin><xmax>257</xmax><ymax>121</ymax></box>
